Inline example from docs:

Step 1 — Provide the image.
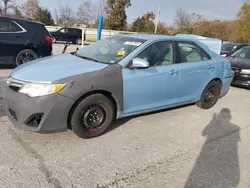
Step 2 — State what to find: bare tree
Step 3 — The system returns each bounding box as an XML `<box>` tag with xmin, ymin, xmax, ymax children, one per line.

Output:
<box><xmin>96</xmin><ymin>0</ymin><xmax>106</xmax><ymax>17</ymax></box>
<box><xmin>0</xmin><ymin>0</ymin><xmax>15</xmax><ymax>16</ymax></box>
<box><xmin>57</xmin><ymin>4</ymin><xmax>75</xmax><ymax>27</ymax></box>
<box><xmin>53</xmin><ymin>8</ymin><xmax>59</xmax><ymax>25</ymax></box>
<box><xmin>19</xmin><ymin>0</ymin><xmax>40</xmax><ymax>19</ymax></box>
<box><xmin>174</xmin><ymin>8</ymin><xmax>195</xmax><ymax>33</ymax></box>
<box><xmin>76</xmin><ymin>0</ymin><xmax>94</xmax><ymax>25</ymax></box>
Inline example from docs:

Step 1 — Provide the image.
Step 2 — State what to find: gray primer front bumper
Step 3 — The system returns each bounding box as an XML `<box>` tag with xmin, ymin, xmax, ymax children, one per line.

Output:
<box><xmin>4</xmin><ymin>86</ymin><xmax>74</xmax><ymax>133</ymax></box>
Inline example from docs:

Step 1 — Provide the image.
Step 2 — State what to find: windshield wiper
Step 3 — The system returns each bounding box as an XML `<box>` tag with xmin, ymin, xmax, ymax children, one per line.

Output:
<box><xmin>77</xmin><ymin>55</ymin><xmax>99</xmax><ymax>62</ymax></box>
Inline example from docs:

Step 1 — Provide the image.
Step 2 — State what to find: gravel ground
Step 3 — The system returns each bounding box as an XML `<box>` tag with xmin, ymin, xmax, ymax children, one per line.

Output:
<box><xmin>0</xmin><ymin>44</ymin><xmax>250</xmax><ymax>187</ymax></box>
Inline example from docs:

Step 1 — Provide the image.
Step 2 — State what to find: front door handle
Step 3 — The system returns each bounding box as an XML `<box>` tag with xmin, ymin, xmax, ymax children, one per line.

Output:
<box><xmin>168</xmin><ymin>69</ymin><xmax>179</xmax><ymax>75</ymax></box>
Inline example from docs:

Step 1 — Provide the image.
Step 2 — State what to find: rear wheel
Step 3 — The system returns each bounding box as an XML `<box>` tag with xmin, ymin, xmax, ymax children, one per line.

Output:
<box><xmin>197</xmin><ymin>81</ymin><xmax>221</xmax><ymax>109</ymax></box>
<box><xmin>15</xmin><ymin>49</ymin><xmax>38</xmax><ymax>66</ymax></box>
<box><xmin>69</xmin><ymin>94</ymin><xmax>115</xmax><ymax>139</ymax></box>
<box><xmin>76</xmin><ymin>38</ymin><xmax>82</xmax><ymax>45</ymax></box>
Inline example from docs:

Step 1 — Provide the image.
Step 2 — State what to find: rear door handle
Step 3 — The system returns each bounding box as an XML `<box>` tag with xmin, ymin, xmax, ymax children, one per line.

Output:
<box><xmin>168</xmin><ymin>69</ymin><xmax>179</xmax><ymax>75</ymax></box>
<box><xmin>207</xmin><ymin>65</ymin><xmax>214</xmax><ymax>70</ymax></box>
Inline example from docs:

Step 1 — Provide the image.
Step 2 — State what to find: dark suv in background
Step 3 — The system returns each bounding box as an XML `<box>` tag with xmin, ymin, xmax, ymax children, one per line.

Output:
<box><xmin>220</xmin><ymin>41</ymin><xmax>248</xmax><ymax>57</ymax></box>
<box><xmin>0</xmin><ymin>16</ymin><xmax>53</xmax><ymax>66</ymax></box>
<box><xmin>50</xmin><ymin>27</ymin><xmax>83</xmax><ymax>45</ymax></box>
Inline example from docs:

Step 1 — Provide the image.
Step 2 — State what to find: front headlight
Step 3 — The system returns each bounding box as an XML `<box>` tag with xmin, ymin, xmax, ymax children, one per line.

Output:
<box><xmin>240</xmin><ymin>69</ymin><xmax>250</xmax><ymax>75</ymax></box>
<box><xmin>19</xmin><ymin>83</ymin><xmax>66</xmax><ymax>97</ymax></box>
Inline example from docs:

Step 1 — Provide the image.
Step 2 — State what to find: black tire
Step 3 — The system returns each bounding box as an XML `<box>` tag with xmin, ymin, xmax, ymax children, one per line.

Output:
<box><xmin>197</xmin><ymin>80</ymin><xmax>221</xmax><ymax>109</ymax></box>
<box><xmin>15</xmin><ymin>49</ymin><xmax>38</xmax><ymax>66</ymax></box>
<box><xmin>69</xmin><ymin>94</ymin><xmax>115</xmax><ymax>139</ymax></box>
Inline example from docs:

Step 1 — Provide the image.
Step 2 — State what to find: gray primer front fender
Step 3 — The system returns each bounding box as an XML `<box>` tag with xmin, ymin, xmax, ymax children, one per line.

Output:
<box><xmin>54</xmin><ymin>64</ymin><xmax>123</xmax><ymax>113</ymax></box>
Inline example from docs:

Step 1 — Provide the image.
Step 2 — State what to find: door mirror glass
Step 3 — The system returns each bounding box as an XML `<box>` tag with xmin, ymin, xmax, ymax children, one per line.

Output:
<box><xmin>132</xmin><ymin>58</ymin><xmax>149</xmax><ymax>68</ymax></box>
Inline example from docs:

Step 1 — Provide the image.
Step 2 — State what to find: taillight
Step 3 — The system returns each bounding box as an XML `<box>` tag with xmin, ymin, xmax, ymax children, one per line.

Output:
<box><xmin>45</xmin><ymin>36</ymin><xmax>53</xmax><ymax>44</ymax></box>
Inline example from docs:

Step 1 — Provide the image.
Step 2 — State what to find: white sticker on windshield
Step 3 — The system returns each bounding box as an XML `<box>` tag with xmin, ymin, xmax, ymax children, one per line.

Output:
<box><xmin>124</xmin><ymin>41</ymin><xmax>142</xmax><ymax>46</ymax></box>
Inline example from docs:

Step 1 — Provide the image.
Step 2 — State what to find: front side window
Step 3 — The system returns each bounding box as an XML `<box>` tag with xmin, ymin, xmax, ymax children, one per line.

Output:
<box><xmin>136</xmin><ymin>41</ymin><xmax>174</xmax><ymax>67</ymax></box>
<box><xmin>75</xmin><ymin>35</ymin><xmax>146</xmax><ymax>64</ymax></box>
<box><xmin>0</xmin><ymin>21</ymin><xmax>22</xmax><ymax>32</ymax></box>
<box><xmin>178</xmin><ymin>42</ymin><xmax>209</xmax><ymax>63</ymax></box>
<box><xmin>60</xmin><ymin>29</ymin><xmax>68</xmax><ymax>33</ymax></box>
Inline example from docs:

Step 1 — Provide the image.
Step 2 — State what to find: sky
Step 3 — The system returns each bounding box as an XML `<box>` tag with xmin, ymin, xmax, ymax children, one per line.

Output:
<box><xmin>17</xmin><ymin>0</ymin><xmax>248</xmax><ymax>25</ymax></box>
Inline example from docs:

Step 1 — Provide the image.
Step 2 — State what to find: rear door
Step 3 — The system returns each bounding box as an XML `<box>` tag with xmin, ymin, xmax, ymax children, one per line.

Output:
<box><xmin>0</xmin><ymin>17</ymin><xmax>26</xmax><ymax>64</ymax></box>
<box><xmin>68</xmin><ymin>28</ymin><xmax>77</xmax><ymax>42</ymax></box>
<box><xmin>175</xmin><ymin>41</ymin><xmax>215</xmax><ymax>103</ymax></box>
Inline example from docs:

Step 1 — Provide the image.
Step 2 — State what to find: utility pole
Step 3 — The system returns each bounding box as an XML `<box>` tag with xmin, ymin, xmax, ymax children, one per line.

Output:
<box><xmin>155</xmin><ymin>5</ymin><xmax>160</xmax><ymax>33</ymax></box>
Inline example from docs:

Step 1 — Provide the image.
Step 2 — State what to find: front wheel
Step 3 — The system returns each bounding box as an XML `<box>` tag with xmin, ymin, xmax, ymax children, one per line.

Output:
<box><xmin>197</xmin><ymin>81</ymin><xmax>221</xmax><ymax>109</ymax></box>
<box><xmin>69</xmin><ymin>94</ymin><xmax>115</xmax><ymax>139</ymax></box>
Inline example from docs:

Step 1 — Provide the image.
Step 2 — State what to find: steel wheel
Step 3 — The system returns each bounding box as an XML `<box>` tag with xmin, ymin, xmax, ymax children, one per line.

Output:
<box><xmin>81</xmin><ymin>104</ymin><xmax>107</xmax><ymax>130</ymax></box>
<box><xmin>70</xmin><ymin>94</ymin><xmax>115</xmax><ymax>139</ymax></box>
<box><xmin>204</xmin><ymin>86</ymin><xmax>216</xmax><ymax>105</ymax></box>
<box><xmin>197</xmin><ymin>80</ymin><xmax>220</xmax><ymax>109</ymax></box>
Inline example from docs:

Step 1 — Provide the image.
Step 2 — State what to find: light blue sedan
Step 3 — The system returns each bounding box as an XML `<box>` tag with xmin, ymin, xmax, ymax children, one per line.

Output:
<box><xmin>4</xmin><ymin>34</ymin><xmax>233</xmax><ymax>139</ymax></box>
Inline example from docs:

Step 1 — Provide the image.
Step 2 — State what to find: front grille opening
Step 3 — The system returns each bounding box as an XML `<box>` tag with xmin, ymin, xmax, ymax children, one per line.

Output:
<box><xmin>8</xmin><ymin>82</ymin><xmax>23</xmax><ymax>92</ymax></box>
<box><xmin>25</xmin><ymin>113</ymin><xmax>44</xmax><ymax>127</ymax></box>
<box><xmin>9</xmin><ymin>108</ymin><xmax>18</xmax><ymax>121</ymax></box>
<box><xmin>9</xmin><ymin>85</ymin><xmax>20</xmax><ymax>92</ymax></box>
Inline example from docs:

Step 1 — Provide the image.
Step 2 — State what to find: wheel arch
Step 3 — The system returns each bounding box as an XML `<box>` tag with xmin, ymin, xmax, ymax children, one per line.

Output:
<box><xmin>198</xmin><ymin>78</ymin><xmax>223</xmax><ymax>101</ymax></box>
<box><xmin>15</xmin><ymin>46</ymin><xmax>38</xmax><ymax>60</ymax></box>
<box><xmin>211</xmin><ymin>78</ymin><xmax>223</xmax><ymax>93</ymax></box>
<box><xmin>67</xmin><ymin>90</ymin><xmax>119</xmax><ymax>130</ymax></box>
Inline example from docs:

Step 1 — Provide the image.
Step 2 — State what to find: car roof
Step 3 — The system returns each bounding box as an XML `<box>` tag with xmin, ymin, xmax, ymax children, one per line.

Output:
<box><xmin>63</xmin><ymin>27</ymin><xmax>82</xmax><ymax>30</ymax></box>
<box><xmin>241</xmin><ymin>46</ymin><xmax>250</xmax><ymax>49</ymax></box>
<box><xmin>1</xmin><ymin>16</ymin><xmax>45</xmax><ymax>25</ymax></box>
<box><xmin>118</xmin><ymin>33</ymin><xmax>220</xmax><ymax>43</ymax></box>
<box><xmin>223</xmin><ymin>42</ymin><xmax>247</xmax><ymax>46</ymax></box>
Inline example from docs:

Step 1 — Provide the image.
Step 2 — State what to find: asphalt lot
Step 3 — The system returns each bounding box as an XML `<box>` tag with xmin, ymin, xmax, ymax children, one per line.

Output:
<box><xmin>0</xmin><ymin>44</ymin><xmax>250</xmax><ymax>188</ymax></box>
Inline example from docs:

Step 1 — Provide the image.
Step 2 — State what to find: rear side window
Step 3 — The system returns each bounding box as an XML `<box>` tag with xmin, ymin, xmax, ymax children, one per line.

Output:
<box><xmin>177</xmin><ymin>42</ymin><xmax>210</xmax><ymax>63</ymax></box>
<box><xmin>69</xmin><ymin>28</ymin><xmax>81</xmax><ymax>34</ymax></box>
<box><xmin>0</xmin><ymin>21</ymin><xmax>23</xmax><ymax>32</ymax></box>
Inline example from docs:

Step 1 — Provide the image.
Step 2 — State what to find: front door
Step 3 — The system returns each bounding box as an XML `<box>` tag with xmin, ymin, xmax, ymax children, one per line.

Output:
<box><xmin>175</xmin><ymin>41</ymin><xmax>215</xmax><ymax>103</ymax></box>
<box><xmin>122</xmin><ymin>41</ymin><xmax>180</xmax><ymax>114</ymax></box>
<box><xmin>57</xmin><ymin>28</ymin><xmax>68</xmax><ymax>41</ymax></box>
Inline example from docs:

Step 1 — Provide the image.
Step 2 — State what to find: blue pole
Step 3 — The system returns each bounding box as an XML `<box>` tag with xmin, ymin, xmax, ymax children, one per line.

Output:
<box><xmin>97</xmin><ymin>16</ymin><xmax>104</xmax><ymax>40</ymax></box>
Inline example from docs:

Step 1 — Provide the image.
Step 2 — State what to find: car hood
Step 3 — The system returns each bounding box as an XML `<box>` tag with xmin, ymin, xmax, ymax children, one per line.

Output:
<box><xmin>10</xmin><ymin>53</ymin><xmax>109</xmax><ymax>83</ymax></box>
<box><xmin>226</xmin><ymin>57</ymin><xmax>250</xmax><ymax>69</ymax></box>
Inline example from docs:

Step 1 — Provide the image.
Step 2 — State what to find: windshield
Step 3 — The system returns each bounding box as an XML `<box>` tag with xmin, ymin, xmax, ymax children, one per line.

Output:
<box><xmin>221</xmin><ymin>43</ymin><xmax>238</xmax><ymax>52</ymax></box>
<box><xmin>231</xmin><ymin>47</ymin><xmax>250</xmax><ymax>59</ymax></box>
<box><xmin>75</xmin><ymin>35</ymin><xmax>146</xmax><ymax>64</ymax></box>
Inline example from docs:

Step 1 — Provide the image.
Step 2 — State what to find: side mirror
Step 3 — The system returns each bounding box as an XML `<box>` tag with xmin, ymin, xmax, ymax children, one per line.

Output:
<box><xmin>131</xmin><ymin>58</ymin><xmax>149</xmax><ymax>69</ymax></box>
